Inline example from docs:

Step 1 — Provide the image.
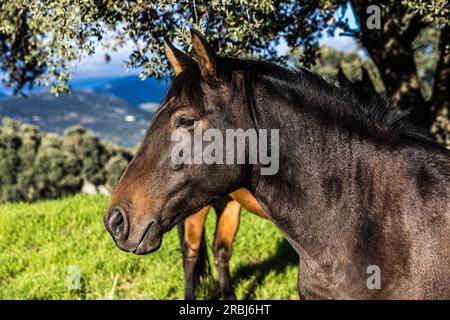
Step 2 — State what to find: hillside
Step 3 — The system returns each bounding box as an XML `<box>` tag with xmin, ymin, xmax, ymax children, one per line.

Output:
<box><xmin>0</xmin><ymin>90</ymin><xmax>151</xmax><ymax>148</ymax></box>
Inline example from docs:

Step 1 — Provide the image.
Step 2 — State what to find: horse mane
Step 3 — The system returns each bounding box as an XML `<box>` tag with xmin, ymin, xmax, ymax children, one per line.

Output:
<box><xmin>164</xmin><ymin>56</ymin><xmax>447</xmax><ymax>152</ymax></box>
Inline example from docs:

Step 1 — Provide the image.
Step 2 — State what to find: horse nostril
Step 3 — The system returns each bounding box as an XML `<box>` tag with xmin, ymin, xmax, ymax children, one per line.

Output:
<box><xmin>113</xmin><ymin>211</ymin><xmax>124</xmax><ymax>234</ymax></box>
<box><xmin>108</xmin><ymin>207</ymin><xmax>126</xmax><ymax>240</ymax></box>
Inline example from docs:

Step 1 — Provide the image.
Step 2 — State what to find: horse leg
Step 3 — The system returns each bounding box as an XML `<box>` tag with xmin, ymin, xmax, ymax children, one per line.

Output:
<box><xmin>230</xmin><ymin>188</ymin><xmax>268</xmax><ymax>219</ymax></box>
<box><xmin>213</xmin><ymin>197</ymin><xmax>241</xmax><ymax>300</ymax></box>
<box><xmin>181</xmin><ymin>206</ymin><xmax>209</xmax><ymax>300</ymax></box>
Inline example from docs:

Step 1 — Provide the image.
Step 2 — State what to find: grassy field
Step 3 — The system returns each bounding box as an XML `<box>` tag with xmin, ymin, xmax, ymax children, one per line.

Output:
<box><xmin>0</xmin><ymin>194</ymin><xmax>298</xmax><ymax>299</ymax></box>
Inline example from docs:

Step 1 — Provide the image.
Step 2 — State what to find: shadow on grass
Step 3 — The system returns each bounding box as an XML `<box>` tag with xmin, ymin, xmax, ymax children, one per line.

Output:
<box><xmin>233</xmin><ymin>238</ymin><xmax>298</xmax><ymax>299</ymax></box>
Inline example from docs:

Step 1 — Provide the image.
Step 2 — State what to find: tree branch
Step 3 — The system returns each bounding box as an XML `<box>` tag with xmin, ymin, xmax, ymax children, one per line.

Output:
<box><xmin>400</xmin><ymin>15</ymin><xmax>428</xmax><ymax>48</ymax></box>
<box><xmin>432</xmin><ymin>24</ymin><xmax>450</xmax><ymax>114</ymax></box>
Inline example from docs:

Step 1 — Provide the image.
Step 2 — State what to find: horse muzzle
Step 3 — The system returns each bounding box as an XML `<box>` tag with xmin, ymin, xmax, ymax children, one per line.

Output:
<box><xmin>132</xmin><ymin>220</ymin><xmax>163</xmax><ymax>255</ymax></box>
<box><xmin>104</xmin><ymin>206</ymin><xmax>163</xmax><ymax>255</ymax></box>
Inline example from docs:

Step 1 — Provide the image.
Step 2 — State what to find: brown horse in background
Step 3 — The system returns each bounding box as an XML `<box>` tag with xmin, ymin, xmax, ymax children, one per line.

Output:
<box><xmin>180</xmin><ymin>188</ymin><xmax>267</xmax><ymax>300</ymax></box>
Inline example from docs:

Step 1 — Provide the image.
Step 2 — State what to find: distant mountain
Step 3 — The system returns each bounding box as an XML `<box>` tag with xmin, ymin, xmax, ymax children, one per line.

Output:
<box><xmin>0</xmin><ymin>91</ymin><xmax>152</xmax><ymax>148</ymax></box>
<box><xmin>70</xmin><ymin>77</ymin><xmax>122</xmax><ymax>91</ymax></box>
<box><xmin>0</xmin><ymin>74</ymin><xmax>168</xmax><ymax>106</ymax></box>
<box><xmin>93</xmin><ymin>75</ymin><xmax>168</xmax><ymax>106</ymax></box>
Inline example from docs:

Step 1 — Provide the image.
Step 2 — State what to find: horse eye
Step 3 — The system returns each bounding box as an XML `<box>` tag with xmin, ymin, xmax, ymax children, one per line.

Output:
<box><xmin>175</xmin><ymin>116</ymin><xmax>196</xmax><ymax>128</ymax></box>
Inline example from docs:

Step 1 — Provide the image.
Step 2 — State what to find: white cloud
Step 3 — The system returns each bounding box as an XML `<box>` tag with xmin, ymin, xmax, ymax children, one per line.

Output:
<box><xmin>70</xmin><ymin>41</ymin><xmax>139</xmax><ymax>80</ymax></box>
<box><xmin>139</xmin><ymin>102</ymin><xmax>160</xmax><ymax>113</ymax></box>
<box><xmin>319</xmin><ymin>29</ymin><xmax>358</xmax><ymax>52</ymax></box>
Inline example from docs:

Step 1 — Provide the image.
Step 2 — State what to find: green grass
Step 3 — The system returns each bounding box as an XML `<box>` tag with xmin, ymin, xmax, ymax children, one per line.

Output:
<box><xmin>0</xmin><ymin>194</ymin><xmax>298</xmax><ymax>300</ymax></box>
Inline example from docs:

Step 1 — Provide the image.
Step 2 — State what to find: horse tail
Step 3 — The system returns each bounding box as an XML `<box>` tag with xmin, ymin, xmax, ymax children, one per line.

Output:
<box><xmin>178</xmin><ymin>220</ymin><xmax>214</xmax><ymax>297</ymax></box>
<box><xmin>194</xmin><ymin>225</ymin><xmax>214</xmax><ymax>295</ymax></box>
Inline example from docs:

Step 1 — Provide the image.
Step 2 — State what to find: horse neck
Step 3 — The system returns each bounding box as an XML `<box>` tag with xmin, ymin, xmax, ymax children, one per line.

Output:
<box><xmin>247</xmin><ymin>82</ymin><xmax>410</xmax><ymax>263</ymax></box>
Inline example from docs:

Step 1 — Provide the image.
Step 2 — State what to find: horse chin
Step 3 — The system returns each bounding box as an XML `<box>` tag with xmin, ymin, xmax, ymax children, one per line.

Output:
<box><xmin>133</xmin><ymin>235</ymin><xmax>163</xmax><ymax>255</ymax></box>
<box><xmin>132</xmin><ymin>221</ymin><xmax>164</xmax><ymax>255</ymax></box>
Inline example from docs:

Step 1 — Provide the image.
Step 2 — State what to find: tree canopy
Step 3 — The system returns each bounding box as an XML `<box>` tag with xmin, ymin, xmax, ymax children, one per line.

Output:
<box><xmin>0</xmin><ymin>0</ymin><xmax>330</xmax><ymax>94</ymax></box>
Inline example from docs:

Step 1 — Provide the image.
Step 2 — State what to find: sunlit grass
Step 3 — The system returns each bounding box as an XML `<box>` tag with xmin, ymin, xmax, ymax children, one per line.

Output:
<box><xmin>0</xmin><ymin>194</ymin><xmax>298</xmax><ymax>299</ymax></box>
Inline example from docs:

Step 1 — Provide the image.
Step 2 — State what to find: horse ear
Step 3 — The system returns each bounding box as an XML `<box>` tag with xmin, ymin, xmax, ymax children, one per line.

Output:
<box><xmin>190</xmin><ymin>29</ymin><xmax>217</xmax><ymax>78</ymax></box>
<box><xmin>164</xmin><ymin>39</ymin><xmax>195</xmax><ymax>75</ymax></box>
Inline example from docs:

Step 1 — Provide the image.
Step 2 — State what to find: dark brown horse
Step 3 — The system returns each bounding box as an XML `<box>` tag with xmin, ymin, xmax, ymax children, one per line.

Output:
<box><xmin>180</xmin><ymin>188</ymin><xmax>267</xmax><ymax>300</ymax></box>
<box><xmin>105</xmin><ymin>30</ymin><xmax>450</xmax><ymax>299</ymax></box>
